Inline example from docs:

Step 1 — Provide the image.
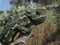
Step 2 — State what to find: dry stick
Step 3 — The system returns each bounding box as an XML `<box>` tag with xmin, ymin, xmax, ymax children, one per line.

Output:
<box><xmin>9</xmin><ymin>31</ymin><xmax>33</xmax><ymax>45</ymax></box>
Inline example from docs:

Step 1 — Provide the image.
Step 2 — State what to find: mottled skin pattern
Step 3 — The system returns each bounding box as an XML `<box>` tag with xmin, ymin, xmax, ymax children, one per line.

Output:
<box><xmin>0</xmin><ymin>5</ymin><xmax>46</xmax><ymax>45</ymax></box>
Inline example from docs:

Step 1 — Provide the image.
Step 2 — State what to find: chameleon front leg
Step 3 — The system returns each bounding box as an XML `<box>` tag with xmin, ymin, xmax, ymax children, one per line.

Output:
<box><xmin>16</xmin><ymin>24</ymin><xmax>33</xmax><ymax>34</ymax></box>
<box><xmin>9</xmin><ymin>24</ymin><xmax>34</xmax><ymax>45</ymax></box>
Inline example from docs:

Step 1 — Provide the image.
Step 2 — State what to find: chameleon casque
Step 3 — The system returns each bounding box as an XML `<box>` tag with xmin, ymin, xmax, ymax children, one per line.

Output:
<box><xmin>0</xmin><ymin>0</ymin><xmax>46</xmax><ymax>45</ymax></box>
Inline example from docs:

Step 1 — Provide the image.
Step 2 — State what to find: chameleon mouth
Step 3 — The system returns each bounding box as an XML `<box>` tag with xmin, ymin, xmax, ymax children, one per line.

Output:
<box><xmin>32</xmin><ymin>15</ymin><xmax>46</xmax><ymax>19</ymax></box>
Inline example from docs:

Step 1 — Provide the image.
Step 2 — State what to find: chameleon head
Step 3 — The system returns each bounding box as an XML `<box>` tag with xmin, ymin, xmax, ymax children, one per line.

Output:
<box><xmin>26</xmin><ymin>8</ymin><xmax>46</xmax><ymax>25</ymax></box>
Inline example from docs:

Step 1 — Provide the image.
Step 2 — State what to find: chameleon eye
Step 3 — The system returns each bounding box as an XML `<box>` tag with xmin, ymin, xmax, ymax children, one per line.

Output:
<box><xmin>36</xmin><ymin>9</ymin><xmax>42</xmax><ymax>15</ymax></box>
<box><xmin>26</xmin><ymin>11</ymin><xmax>31</xmax><ymax>14</ymax></box>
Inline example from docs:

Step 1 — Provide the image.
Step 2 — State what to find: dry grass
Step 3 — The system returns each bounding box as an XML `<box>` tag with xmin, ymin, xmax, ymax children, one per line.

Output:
<box><xmin>27</xmin><ymin>19</ymin><xmax>56</xmax><ymax>45</ymax></box>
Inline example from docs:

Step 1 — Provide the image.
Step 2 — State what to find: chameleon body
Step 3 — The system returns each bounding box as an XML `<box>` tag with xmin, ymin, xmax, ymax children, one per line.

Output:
<box><xmin>0</xmin><ymin>4</ymin><xmax>46</xmax><ymax>45</ymax></box>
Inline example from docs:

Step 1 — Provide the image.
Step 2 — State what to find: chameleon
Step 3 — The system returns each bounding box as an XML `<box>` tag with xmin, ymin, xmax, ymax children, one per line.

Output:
<box><xmin>0</xmin><ymin>5</ymin><xmax>46</xmax><ymax>45</ymax></box>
